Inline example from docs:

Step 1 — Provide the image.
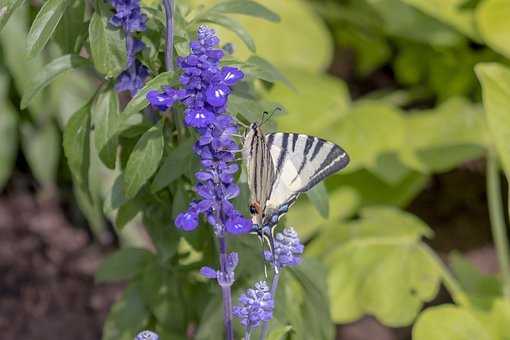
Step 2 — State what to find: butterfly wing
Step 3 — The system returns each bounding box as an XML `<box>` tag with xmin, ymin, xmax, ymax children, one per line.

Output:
<box><xmin>242</xmin><ymin>124</ymin><xmax>276</xmax><ymax>226</ymax></box>
<box><xmin>263</xmin><ymin>132</ymin><xmax>349</xmax><ymax>225</ymax></box>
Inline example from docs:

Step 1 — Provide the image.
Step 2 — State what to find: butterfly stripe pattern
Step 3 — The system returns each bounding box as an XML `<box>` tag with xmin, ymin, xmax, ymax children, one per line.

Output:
<box><xmin>243</xmin><ymin>123</ymin><xmax>350</xmax><ymax>235</ymax></box>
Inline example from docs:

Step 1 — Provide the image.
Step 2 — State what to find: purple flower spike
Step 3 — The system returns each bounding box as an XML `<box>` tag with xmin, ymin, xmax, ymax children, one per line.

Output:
<box><xmin>233</xmin><ymin>281</ymin><xmax>274</xmax><ymax>329</ymax></box>
<box><xmin>264</xmin><ymin>227</ymin><xmax>304</xmax><ymax>268</ymax></box>
<box><xmin>226</xmin><ymin>215</ymin><xmax>252</xmax><ymax>235</ymax></box>
<box><xmin>206</xmin><ymin>84</ymin><xmax>230</xmax><ymax>107</ymax></box>
<box><xmin>135</xmin><ymin>330</ymin><xmax>159</xmax><ymax>340</ymax></box>
<box><xmin>221</xmin><ymin>66</ymin><xmax>244</xmax><ymax>85</ymax></box>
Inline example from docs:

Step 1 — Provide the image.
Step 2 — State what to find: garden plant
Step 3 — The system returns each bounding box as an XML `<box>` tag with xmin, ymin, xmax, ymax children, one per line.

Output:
<box><xmin>3</xmin><ymin>0</ymin><xmax>510</xmax><ymax>339</ymax></box>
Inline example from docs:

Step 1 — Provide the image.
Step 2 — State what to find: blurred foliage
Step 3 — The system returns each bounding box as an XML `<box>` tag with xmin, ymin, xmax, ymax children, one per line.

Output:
<box><xmin>3</xmin><ymin>0</ymin><xmax>510</xmax><ymax>339</ymax></box>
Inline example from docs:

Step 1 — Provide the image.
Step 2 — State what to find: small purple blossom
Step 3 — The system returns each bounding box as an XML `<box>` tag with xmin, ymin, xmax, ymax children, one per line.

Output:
<box><xmin>233</xmin><ymin>281</ymin><xmax>274</xmax><ymax>329</ymax></box>
<box><xmin>148</xmin><ymin>25</ymin><xmax>249</xmax><ymax>235</ymax></box>
<box><xmin>109</xmin><ymin>0</ymin><xmax>149</xmax><ymax>95</ymax></box>
<box><xmin>135</xmin><ymin>330</ymin><xmax>159</xmax><ymax>340</ymax></box>
<box><xmin>110</xmin><ymin>0</ymin><xmax>147</xmax><ymax>33</ymax></box>
<box><xmin>264</xmin><ymin>227</ymin><xmax>304</xmax><ymax>268</ymax></box>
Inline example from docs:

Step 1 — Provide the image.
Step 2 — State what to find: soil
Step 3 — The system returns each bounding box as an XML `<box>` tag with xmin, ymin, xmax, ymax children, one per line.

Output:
<box><xmin>0</xmin><ymin>174</ymin><xmax>124</xmax><ymax>340</ymax></box>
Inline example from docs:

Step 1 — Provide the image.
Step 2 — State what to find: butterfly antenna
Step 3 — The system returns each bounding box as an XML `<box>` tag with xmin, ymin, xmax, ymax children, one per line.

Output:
<box><xmin>259</xmin><ymin>107</ymin><xmax>282</xmax><ymax>127</ymax></box>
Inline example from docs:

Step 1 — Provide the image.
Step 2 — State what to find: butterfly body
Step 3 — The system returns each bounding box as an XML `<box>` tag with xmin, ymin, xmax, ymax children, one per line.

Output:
<box><xmin>243</xmin><ymin>121</ymin><xmax>350</xmax><ymax>238</ymax></box>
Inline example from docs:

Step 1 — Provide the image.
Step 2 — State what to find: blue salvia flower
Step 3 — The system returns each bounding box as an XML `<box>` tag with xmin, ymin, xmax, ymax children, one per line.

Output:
<box><xmin>147</xmin><ymin>25</ymin><xmax>250</xmax><ymax>235</ymax></box>
<box><xmin>109</xmin><ymin>0</ymin><xmax>149</xmax><ymax>95</ymax></box>
<box><xmin>135</xmin><ymin>330</ymin><xmax>159</xmax><ymax>340</ymax></box>
<box><xmin>233</xmin><ymin>281</ymin><xmax>274</xmax><ymax>329</ymax></box>
<box><xmin>264</xmin><ymin>227</ymin><xmax>304</xmax><ymax>268</ymax></box>
<box><xmin>200</xmin><ymin>252</ymin><xmax>239</xmax><ymax>286</ymax></box>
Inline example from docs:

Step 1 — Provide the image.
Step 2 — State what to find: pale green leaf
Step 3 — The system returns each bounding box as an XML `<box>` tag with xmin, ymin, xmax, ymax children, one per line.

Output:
<box><xmin>321</xmin><ymin>207</ymin><xmax>441</xmax><ymax>326</ymax></box>
<box><xmin>26</xmin><ymin>0</ymin><xmax>69</xmax><ymax>56</ymax></box>
<box><xmin>201</xmin><ymin>13</ymin><xmax>256</xmax><ymax>52</ymax></box>
<box><xmin>123</xmin><ymin>122</ymin><xmax>164</xmax><ymax>199</ymax></box>
<box><xmin>476</xmin><ymin>63</ymin><xmax>510</xmax><ymax>177</ymax></box>
<box><xmin>413</xmin><ymin>305</ymin><xmax>491</xmax><ymax>340</ymax></box>
<box><xmin>0</xmin><ymin>0</ymin><xmax>26</xmax><ymax>32</ymax></box>
<box><xmin>21</xmin><ymin>54</ymin><xmax>91</xmax><ymax>109</ymax></box>
<box><xmin>270</xmin><ymin>68</ymin><xmax>350</xmax><ymax>137</ymax></box>
<box><xmin>305</xmin><ymin>182</ymin><xmax>329</xmax><ymax>218</ymax></box>
<box><xmin>21</xmin><ymin>121</ymin><xmax>60</xmax><ymax>185</ymax></box>
<box><xmin>266</xmin><ymin>325</ymin><xmax>292</xmax><ymax>340</ymax></box>
<box><xmin>476</xmin><ymin>0</ymin><xmax>510</xmax><ymax>59</ymax></box>
<box><xmin>89</xmin><ymin>12</ymin><xmax>127</xmax><ymax>78</ymax></box>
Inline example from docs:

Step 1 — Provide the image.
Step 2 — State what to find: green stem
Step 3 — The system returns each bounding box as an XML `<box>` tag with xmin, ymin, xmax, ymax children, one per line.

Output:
<box><xmin>422</xmin><ymin>244</ymin><xmax>470</xmax><ymax>307</ymax></box>
<box><xmin>487</xmin><ymin>151</ymin><xmax>510</xmax><ymax>299</ymax></box>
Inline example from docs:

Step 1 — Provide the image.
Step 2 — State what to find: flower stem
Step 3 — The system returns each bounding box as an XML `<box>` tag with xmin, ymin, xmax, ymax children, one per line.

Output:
<box><xmin>487</xmin><ymin>151</ymin><xmax>510</xmax><ymax>299</ymax></box>
<box><xmin>162</xmin><ymin>0</ymin><xmax>174</xmax><ymax>72</ymax></box>
<box><xmin>259</xmin><ymin>271</ymin><xmax>280</xmax><ymax>340</ymax></box>
<box><xmin>218</xmin><ymin>235</ymin><xmax>234</xmax><ymax>340</ymax></box>
<box><xmin>244</xmin><ymin>326</ymin><xmax>252</xmax><ymax>340</ymax></box>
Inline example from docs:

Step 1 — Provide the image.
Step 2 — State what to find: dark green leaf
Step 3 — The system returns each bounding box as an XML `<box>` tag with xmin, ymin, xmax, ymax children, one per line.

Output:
<box><xmin>151</xmin><ymin>138</ymin><xmax>195</xmax><ymax>192</ymax></box>
<box><xmin>115</xmin><ymin>199</ymin><xmax>142</xmax><ymax>229</ymax></box>
<box><xmin>244</xmin><ymin>55</ymin><xmax>293</xmax><ymax>89</ymax></box>
<box><xmin>102</xmin><ymin>284</ymin><xmax>150</xmax><ymax>340</ymax></box>
<box><xmin>104</xmin><ymin>174</ymin><xmax>126</xmax><ymax>213</ymax></box>
<box><xmin>89</xmin><ymin>12</ymin><xmax>127</xmax><ymax>78</ymax></box>
<box><xmin>92</xmin><ymin>87</ymin><xmax>120</xmax><ymax>169</ymax></box>
<box><xmin>120</xmin><ymin>71</ymin><xmax>176</xmax><ymax>121</ymax></box>
<box><xmin>202</xmin><ymin>13</ymin><xmax>256</xmax><ymax>52</ymax></box>
<box><xmin>63</xmin><ymin>102</ymin><xmax>91</xmax><ymax>200</ymax></box>
<box><xmin>21</xmin><ymin>121</ymin><xmax>60</xmax><ymax>185</ymax></box>
<box><xmin>96</xmin><ymin>247</ymin><xmax>153</xmax><ymax>283</ymax></box>
<box><xmin>143</xmin><ymin>202</ymin><xmax>179</xmax><ymax>262</ymax></box>
<box><xmin>289</xmin><ymin>260</ymin><xmax>334</xmax><ymax>340</ymax></box>
<box><xmin>0</xmin><ymin>0</ymin><xmax>26</xmax><ymax>32</ymax></box>
<box><xmin>123</xmin><ymin>122</ymin><xmax>164</xmax><ymax>199</ymax></box>
<box><xmin>207</xmin><ymin>0</ymin><xmax>280</xmax><ymax>22</ymax></box>
<box><xmin>305</xmin><ymin>182</ymin><xmax>329</xmax><ymax>218</ymax></box>
<box><xmin>20</xmin><ymin>54</ymin><xmax>91</xmax><ymax>109</ymax></box>
<box><xmin>54</xmin><ymin>0</ymin><xmax>86</xmax><ymax>54</ymax></box>
<box><xmin>26</xmin><ymin>0</ymin><xmax>70</xmax><ymax>57</ymax></box>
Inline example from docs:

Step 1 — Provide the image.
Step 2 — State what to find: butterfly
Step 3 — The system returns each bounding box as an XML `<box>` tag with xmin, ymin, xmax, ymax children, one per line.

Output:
<box><xmin>242</xmin><ymin>114</ymin><xmax>350</xmax><ymax>252</ymax></box>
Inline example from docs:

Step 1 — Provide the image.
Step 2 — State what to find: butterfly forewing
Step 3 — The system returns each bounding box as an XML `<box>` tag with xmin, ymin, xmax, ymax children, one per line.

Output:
<box><xmin>263</xmin><ymin>132</ymin><xmax>349</xmax><ymax>222</ymax></box>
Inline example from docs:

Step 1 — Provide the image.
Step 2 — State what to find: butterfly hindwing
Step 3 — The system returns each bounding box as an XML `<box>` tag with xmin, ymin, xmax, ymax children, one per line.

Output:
<box><xmin>264</xmin><ymin>132</ymin><xmax>349</xmax><ymax>218</ymax></box>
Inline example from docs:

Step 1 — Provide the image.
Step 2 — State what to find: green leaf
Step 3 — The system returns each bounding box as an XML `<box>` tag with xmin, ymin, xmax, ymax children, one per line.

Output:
<box><xmin>266</xmin><ymin>325</ymin><xmax>292</xmax><ymax>340</ymax></box>
<box><xmin>289</xmin><ymin>260</ymin><xmax>334</xmax><ymax>340</ymax></box>
<box><xmin>401</xmin><ymin>0</ymin><xmax>481</xmax><ymax>41</ymax></box>
<box><xmin>209</xmin><ymin>0</ymin><xmax>333</xmax><ymax>72</ymax></box>
<box><xmin>0</xmin><ymin>0</ymin><xmax>26</xmax><ymax>32</ymax></box>
<box><xmin>305</xmin><ymin>182</ymin><xmax>329</xmax><ymax>218</ymax></box>
<box><xmin>449</xmin><ymin>252</ymin><xmax>502</xmax><ymax>310</ymax></box>
<box><xmin>320</xmin><ymin>207</ymin><xmax>442</xmax><ymax>326</ymax></box>
<box><xmin>243</xmin><ymin>55</ymin><xmax>293</xmax><ymax>89</ymax></box>
<box><xmin>476</xmin><ymin>63</ymin><xmax>510</xmax><ymax>177</ymax></box>
<box><xmin>54</xmin><ymin>0</ymin><xmax>87</xmax><ymax>54</ymax></box>
<box><xmin>413</xmin><ymin>305</ymin><xmax>491</xmax><ymax>340</ymax></box>
<box><xmin>92</xmin><ymin>88</ymin><xmax>120</xmax><ymax>169</ymax></box>
<box><xmin>102</xmin><ymin>285</ymin><xmax>150</xmax><ymax>340</ymax></box>
<box><xmin>0</xmin><ymin>98</ymin><xmax>18</xmax><ymax>190</ymax></box>
<box><xmin>270</xmin><ymin>68</ymin><xmax>350</xmax><ymax>137</ymax></box>
<box><xmin>151</xmin><ymin>138</ymin><xmax>195</xmax><ymax>192</ymax></box>
<box><xmin>202</xmin><ymin>13</ymin><xmax>256</xmax><ymax>52</ymax></box>
<box><xmin>477</xmin><ymin>0</ymin><xmax>510</xmax><ymax>59</ymax></box>
<box><xmin>207</xmin><ymin>0</ymin><xmax>280</xmax><ymax>22</ymax></box>
<box><xmin>26</xmin><ymin>0</ymin><xmax>69</xmax><ymax>57</ymax></box>
<box><xmin>123</xmin><ymin>122</ymin><xmax>164</xmax><ymax>199</ymax></box>
<box><xmin>21</xmin><ymin>121</ymin><xmax>60</xmax><ymax>185</ymax></box>
<box><xmin>89</xmin><ymin>12</ymin><xmax>127</xmax><ymax>78</ymax></box>
<box><xmin>20</xmin><ymin>54</ymin><xmax>91</xmax><ymax>109</ymax></box>
<box><xmin>121</xmin><ymin>71</ymin><xmax>176</xmax><ymax>120</ymax></box>
<box><xmin>115</xmin><ymin>199</ymin><xmax>142</xmax><ymax>230</ymax></box>
<box><xmin>63</xmin><ymin>102</ymin><xmax>91</xmax><ymax>199</ymax></box>
<box><xmin>96</xmin><ymin>247</ymin><xmax>153</xmax><ymax>283</ymax></box>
